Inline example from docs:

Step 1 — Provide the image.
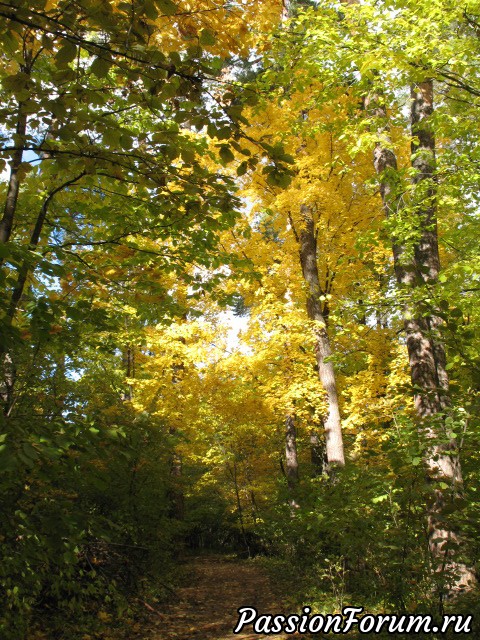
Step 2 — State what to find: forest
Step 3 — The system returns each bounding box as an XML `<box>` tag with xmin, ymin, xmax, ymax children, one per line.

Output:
<box><xmin>0</xmin><ymin>0</ymin><xmax>479</xmax><ymax>638</ymax></box>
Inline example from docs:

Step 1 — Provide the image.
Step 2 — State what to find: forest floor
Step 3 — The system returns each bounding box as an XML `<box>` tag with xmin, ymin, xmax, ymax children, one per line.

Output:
<box><xmin>122</xmin><ymin>555</ymin><xmax>289</xmax><ymax>640</ymax></box>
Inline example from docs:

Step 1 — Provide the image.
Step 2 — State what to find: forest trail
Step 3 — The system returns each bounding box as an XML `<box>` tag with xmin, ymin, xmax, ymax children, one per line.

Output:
<box><xmin>126</xmin><ymin>555</ymin><xmax>288</xmax><ymax>640</ymax></box>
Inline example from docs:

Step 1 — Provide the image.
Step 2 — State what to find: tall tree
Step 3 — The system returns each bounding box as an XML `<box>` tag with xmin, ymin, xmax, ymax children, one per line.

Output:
<box><xmin>297</xmin><ymin>204</ymin><xmax>344</xmax><ymax>467</ymax></box>
<box><xmin>251</xmin><ymin>0</ymin><xmax>479</xmax><ymax>592</ymax></box>
<box><xmin>370</xmin><ymin>78</ymin><xmax>474</xmax><ymax>589</ymax></box>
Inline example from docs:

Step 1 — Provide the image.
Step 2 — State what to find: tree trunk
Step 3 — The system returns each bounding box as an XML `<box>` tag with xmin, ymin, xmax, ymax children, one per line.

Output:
<box><xmin>5</xmin><ymin>174</ymin><xmax>85</xmax><ymax>323</ymax></box>
<box><xmin>169</xmin><ymin>444</ymin><xmax>185</xmax><ymax>521</ymax></box>
<box><xmin>0</xmin><ymin>175</ymin><xmax>85</xmax><ymax>416</ymax></box>
<box><xmin>0</xmin><ymin>109</ymin><xmax>27</xmax><ymax>246</ymax></box>
<box><xmin>0</xmin><ymin>35</ymin><xmax>33</xmax><ymax>250</ymax></box>
<box><xmin>123</xmin><ymin>346</ymin><xmax>135</xmax><ymax>402</ymax></box>
<box><xmin>230</xmin><ymin>459</ymin><xmax>250</xmax><ymax>556</ymax></box>
<box><xmin>0</xmin><ymin>353</ymin><xmax>16</xmax><ymax>416</ymax></box>
<box><xmin>298</xmin><ymin>205</ymin><xmax>345</xmax><ymax>467</ymax></box>
<box><xmin>409</xmin><ymin>81</ymin><xmax>474</xmax><ymax>592</ymax></box>
<box><xmin>310</xmin><ymin>429</ymin><xmax>326</xmax><ymax>476</ymax></box>
<box><xmin>285</xmin><ymin>413</ymin><xmax>299</xmax><ymax>490</ymax></box>
<box><xmin>368</xmin><ymin>83</ymin><xmax>474</xmax><ymax>592</ymax></box>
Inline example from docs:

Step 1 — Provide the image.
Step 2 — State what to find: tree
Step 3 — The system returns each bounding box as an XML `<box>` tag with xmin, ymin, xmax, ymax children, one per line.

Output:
<box><xmin>260</xmin><ymin>0</ymin><xmax>479</xmax><ymax>593</ymax></box>
<box><xmin>0</xmin><ymin>1</ymin><xmax>286</xmax><ymax>634</ymax></box>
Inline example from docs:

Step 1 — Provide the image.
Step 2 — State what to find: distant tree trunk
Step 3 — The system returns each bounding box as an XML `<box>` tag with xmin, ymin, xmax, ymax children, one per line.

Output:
<box><xmin>123</xmin><ymin>346</ymin><xmax>135</xmax><ymax>402</ymax></box>
<box><xmin>53</xmin><ymin>352</ymin><xmax>67</xmax><ymax>416</ymax></box>
<box><xmin>297</xmin><ymin>205</ymin><xmax>345</xmax><ymax>467</ymax></box>
<box><xmin>169</xmin><ymin>440</ymin><xmax>185</xmax><ymax>521</ymax></box>
<box><xmin>368</xmin><ymin>82</ymin><xmax>474</xmax><ymax>592</ymax></box>
<box><xmin>168</xmin><ymin>337</ymin><xmax>186</xmax><ymax>522</ymax></box>
<box><xmin>285</xmin><ymin>413</ymin><xmax>299</xmax><ymax>490</ymax></box>
<box><xmin>310</xmin><ymin>428</ymin><xmax>326</xmax><ymax>476</ymax></box>
<box><xmin>0</xmin><ymin>353</ymin><xmax>15</xmax><ymax>416</ymax></box>
<box><xmin>282</xmin><ymin>0</ymin><xmax>291</xmax><ymax>20</ymax></box>
<box><xmin>229</xmin><ymin>459</ymin><xmax>250</xmax><ymax>556</ymax></box>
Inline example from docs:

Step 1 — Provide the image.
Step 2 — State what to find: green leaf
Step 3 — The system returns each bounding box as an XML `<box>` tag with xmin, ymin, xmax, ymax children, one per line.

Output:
<box><xmin>266</xmin><ymin>169</ymin><xmax>292</xmax><ymax>188</ymax></box>
<box><xmin>219</xmin><ymin>145</ymin><xmax>234</xmax><ymax>164</ymax></box>
<box><xmin>199</xmin><ymin>29</ymin><xmax>216</xmax><ymax>46</ymax></box>
<box><xmin>156</xmin><ymin>0</ymin><xmax>177</xmax><ymax>16</ymax></box>
<box><xmin>21</xmin><ymin>442</ymin><xmax>38</xmax><ymax>461</ymax></box>
<box><xmin>143</xmin><ymin>0</ymin><xmax>159</xmax><ymax>19</ymax></box>
<box><xmin>181</xmin><ymin>147</ymin><xmax>196</xmax><ymax>163</ymax></box>
<box><xmin>237</xmin><ymin>161</ymin><xmax>248</xmax><ymax>176</ymax></box>
<box><xmin>207</xmin><ymin>123</ymin><xmax>218</xmax><ymax>138</ymax></box>
<box><xmin>55</xmin><ymin>41</ymin><xmax>77</xmax><ymax>65</ymax></box>
<box><xmin>90</xmin><ymin>56</ymin><xmax>112</xmax><ymax>78</ymax></box>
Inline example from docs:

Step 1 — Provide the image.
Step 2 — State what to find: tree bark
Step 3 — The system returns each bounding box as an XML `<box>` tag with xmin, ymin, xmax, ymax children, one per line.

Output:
<box><xmin>229</xmin><ymin>459</ymin><xmax>250</xmax><ymax>556</ymax></box>
<box><xmin>5</xmin><ymin>173</ymin><xmax>86</xmax><ymax>323</ymax></box>
<box><xmin>310</xmin><ymin>429</ymin><xmax>326</xmax><ymax>476</ymax></box>
<box><xmin>298</xmin><ymin>205</ymin><xmax>345</xmax><ymax>467</ymax></box>
<box><xmin>0</xmin><ymin>34</ymin><xmax>33</xmax><ymax>250</ymax></box>
<box><xmin>123</xmin><ymin>346</ymin><xmax>135</xmax><ymax>402</ymax></box>
<box><xmin>285</xmin><ymin>413</ymin><xmax>299</xmax><ymax>490</ymax></box>
<box><xmin>368</xmin><ymin>83</ymin><xmax>474</xmax><ymax>592</ymax></box>
<box><xmin>169</xmin><ymin>444</ymin><xmax>185</xmax><ymax>521</ymax></box>
<box><xmin>0</xmin><ymin>175</ymin><xmax>85</xmax><ymax>416</ymax></box>
<box><xmin>0</xmin><ymin>109</ymin><xmax>27</xmax><ymax>246</ymax></box>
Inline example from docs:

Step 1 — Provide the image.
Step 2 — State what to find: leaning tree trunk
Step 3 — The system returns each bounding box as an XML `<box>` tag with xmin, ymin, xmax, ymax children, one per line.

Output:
<box><xmin>368</xmin><ymin>82</ymin><xmax>474</xmax><ymax>592</ymax></box>
<box><xmin>0</xmin><ymin>174</ymin><xmax>85</xmax><ymax>417</ymax></box>
<box><xmin>298</xmin><ymin>205</ymin><xmax>345</xmax><ymax>468</ymax></box>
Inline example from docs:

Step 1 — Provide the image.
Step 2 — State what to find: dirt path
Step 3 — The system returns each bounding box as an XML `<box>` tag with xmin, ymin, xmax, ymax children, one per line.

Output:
<box><xmin>127</xmin><ymin>555</ymin><xmax>288</xmax><ymax>640</ymax></box>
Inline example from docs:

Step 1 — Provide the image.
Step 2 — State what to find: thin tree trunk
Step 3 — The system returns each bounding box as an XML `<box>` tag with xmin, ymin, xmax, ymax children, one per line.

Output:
<box><xmin>0</xmin><ymin>35</ymin><xmax>33</xmax><ymax>250</ymax></box>
<box><xmin>123</xmin><ymin>346</ymin><xmax>134</xmax><ymax>401</ymax></box>
<box><xmin>0</xmin><ymin>175</ymin><xmax>85</xmax><ymax>416</ymax></box>
<box><xmin>298</xmin><ymin>205</ymin><xmax>345</xmax><ymax>467</ymax></box>
<box><xmin>5</xmin><ymin>174</ymin><xmax>85</xmax><ymax>323</ymax></box>
<box><xmin>285</xmin><ymin>413</ymin><xmax>299</xmax><ymax>490</ymax></box>
<box><xmin>230</xmin><ymin>460</ymin><xmax>250</xmax><ymax>556</ymax></box>
<box><xmin>0</xmin><ymin>353</ymin><xmax>15</xmax><ymax>415</ymax></box>
<box><xmin>53</xmin><ymin>352</ymin><xmax>66</xmax><ymax>417</ymax></box>
<box><xmin>368</xmin><ymin>84</ymin><xmax>474</xmax><ymax>592</ymax></box>
<box><xmin>0</xmin><ymin>109</ymin><xmax>27</xmax><ymax>246</ymax></box>
<box><xmin>310</xmin><ymin>429</ymin><xmax>326</xmax><ymax>476</ymax></box>
<box><xmin>168</xmin><ymin>336</ymin><xmax>186</xmax><ymax>521</ymax></box>
<box><xmin>169</xmin><ymin>443</ymin><xmax>185</xmax><ymax>521</ymax></box>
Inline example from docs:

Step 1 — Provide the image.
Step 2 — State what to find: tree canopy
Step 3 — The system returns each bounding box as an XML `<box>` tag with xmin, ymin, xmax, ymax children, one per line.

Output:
<box><xmin>0</xmin><ymin>0</ymin><xmax>479</xmax><ymax>637</ymax></box>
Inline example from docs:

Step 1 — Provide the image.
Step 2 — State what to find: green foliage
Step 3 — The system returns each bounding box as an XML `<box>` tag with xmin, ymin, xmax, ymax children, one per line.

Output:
<box><xmin>0</xmin><ymin>335</ymin><xmax>178</xmax><ymax>637</ymax></box>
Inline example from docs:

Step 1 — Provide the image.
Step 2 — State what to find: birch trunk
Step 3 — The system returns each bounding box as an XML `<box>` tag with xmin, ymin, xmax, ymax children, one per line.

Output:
<box><xmin>298</xmin><ymin>205</ymin><xmax>345</xmax><ymax>467</ymax></box>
